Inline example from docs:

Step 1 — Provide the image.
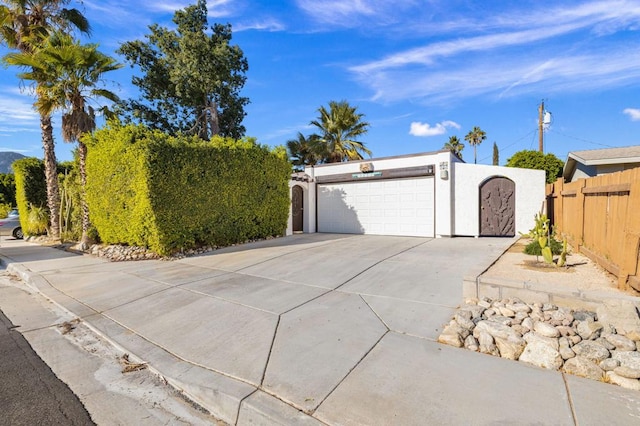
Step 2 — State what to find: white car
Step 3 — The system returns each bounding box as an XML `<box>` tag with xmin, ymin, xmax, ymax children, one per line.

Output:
<box><xmin>0</xmin><ymin>210</ymin><xmax>23</xmax><ymax>239</ymax></box>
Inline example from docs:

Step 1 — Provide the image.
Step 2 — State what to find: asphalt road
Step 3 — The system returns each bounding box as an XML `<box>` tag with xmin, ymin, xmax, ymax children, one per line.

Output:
<box><xmin>0</xmin><ymin>308</ymin><xmax>94</xmax><ymax>426</ymax></box>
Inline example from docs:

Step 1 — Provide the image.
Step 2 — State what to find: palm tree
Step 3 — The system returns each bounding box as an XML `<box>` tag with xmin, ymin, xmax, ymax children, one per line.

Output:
<box><xmin>464</xmin><ymin>126</ymin><xmax>487</xmax><ymax>164</ymax></box>
<box><xmin>443</xmin><ymin>135</ymin><xmax>464</xmax><ymax>159</ymax></box>
<box><xmin>6</xmin><ymin>33</ymin><xmax>121</xmax><ymax>247</ymax></box>
<box><xmin>310</xmin><ymin>100</ymin><xmax>371</xmax><ymax>163</ymax></box>
<box><xmin>0</xmin><ymin>0</ymin><xmax>90</xmax><ymax>240</ymax></box>
<box><xmin>287</xmin><ymin>132</ymin><xmax>323</xmax><ymax>171</ymax></box>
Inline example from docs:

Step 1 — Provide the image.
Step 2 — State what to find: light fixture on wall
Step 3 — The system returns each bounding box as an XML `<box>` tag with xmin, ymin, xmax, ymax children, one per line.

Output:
<box><xmin>440</xmin><ymin>161</ymin><xmax>449</xmax><ymax>180</ymax></box>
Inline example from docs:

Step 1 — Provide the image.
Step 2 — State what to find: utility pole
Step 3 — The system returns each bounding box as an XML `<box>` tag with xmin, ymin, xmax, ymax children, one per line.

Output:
<box><xmin>538</xmin><ymin>100</ymin><xmax>544</xmax><ymax>153</ymax></box>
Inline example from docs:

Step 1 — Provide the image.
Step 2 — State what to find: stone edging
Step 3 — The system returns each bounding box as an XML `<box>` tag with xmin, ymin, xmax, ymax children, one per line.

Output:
<box><xmin>438</xmin><ymin>297</ymin><xmax>640</xmax><ymax>391</ymax></box>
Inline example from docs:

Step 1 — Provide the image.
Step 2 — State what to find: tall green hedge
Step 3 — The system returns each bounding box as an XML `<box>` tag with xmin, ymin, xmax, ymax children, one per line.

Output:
<box><xmin>13</xmin><ymin>157</ymin><xmax>48</xmax><ymax>235</ymax></box>
<box><xmin>85</xmin><ymin>123</ymin><xmax>291</xmax><ymax>255</ymax></box>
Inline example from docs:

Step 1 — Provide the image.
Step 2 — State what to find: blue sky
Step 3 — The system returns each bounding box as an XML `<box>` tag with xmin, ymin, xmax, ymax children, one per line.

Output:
<box><xmin>2</xmin><ymin>0</ymin><xmax>640</xmax><ymax>165</ymax></box>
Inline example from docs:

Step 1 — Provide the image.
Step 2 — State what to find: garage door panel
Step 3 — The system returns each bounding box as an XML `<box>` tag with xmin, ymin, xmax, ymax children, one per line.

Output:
<box><xmin>318</xmin><ymin>177</ymin><xmax>434</xmax><ymax>237</ymax></box>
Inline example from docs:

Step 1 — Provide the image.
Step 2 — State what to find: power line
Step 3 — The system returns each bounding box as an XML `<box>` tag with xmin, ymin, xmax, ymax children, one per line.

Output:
<box><xmin>478</xmin><ymin>128</ymin><xmax>537</xmax><ymax>163</ymax></box>
<box><xmin>547</xmin><ymin>129</ymin><xmax>614</xmax><ymax>148</ymax></box>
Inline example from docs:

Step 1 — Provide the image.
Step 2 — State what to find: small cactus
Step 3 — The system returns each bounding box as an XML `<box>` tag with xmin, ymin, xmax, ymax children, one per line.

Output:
<box><xmin>556</xmin><ymin>238</ymin><xmax>568</xmax><ymax>267</ymax></box>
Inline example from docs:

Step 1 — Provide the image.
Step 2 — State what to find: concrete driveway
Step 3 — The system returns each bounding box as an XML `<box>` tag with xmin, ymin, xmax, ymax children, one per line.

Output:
<box><xmin>3</xmin><ymin>234</ymin><xmax>639</xmax><ymax>425</ymax></box>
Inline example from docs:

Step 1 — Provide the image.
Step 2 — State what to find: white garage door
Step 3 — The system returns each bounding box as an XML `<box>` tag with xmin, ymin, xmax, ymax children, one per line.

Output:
<box><xmin>317</xmin><ymin>177</ymin><xmax>434</xmax><ymax>237</ymax></box>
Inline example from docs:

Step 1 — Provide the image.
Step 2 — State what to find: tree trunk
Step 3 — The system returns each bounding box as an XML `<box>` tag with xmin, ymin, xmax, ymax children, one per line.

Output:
<box><xmin>41</xmin><ymin>114</ymin><xmax>61</xmax><ymax>240</ymax></box>
<box><xmin>77</xmin><ymin>141</ymin><xmax>93</xmax><ymax>249</ymax></box>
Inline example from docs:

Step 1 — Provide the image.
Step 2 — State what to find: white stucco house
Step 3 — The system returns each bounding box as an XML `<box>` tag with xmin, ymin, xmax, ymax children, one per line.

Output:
<box><xmin>287</xmin><ymin>150</ymin><xmax>545</xmax><ymax>238</ymax></box>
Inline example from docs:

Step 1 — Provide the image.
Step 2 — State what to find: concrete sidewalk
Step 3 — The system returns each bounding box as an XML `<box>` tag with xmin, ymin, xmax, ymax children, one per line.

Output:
<box><xmin>2</xmin><ymin>234</ymin><xmax>640</xmax><ymax>425</ymax></box>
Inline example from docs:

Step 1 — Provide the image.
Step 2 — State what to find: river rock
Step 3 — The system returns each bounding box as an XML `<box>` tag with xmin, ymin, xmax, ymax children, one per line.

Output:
<box><xmin>520</xmin><ymin>340</ymin><xmax>563</xmax><ymax>370</ymax></box>
<box><xmin>600</xmin><ymin>358</ymin><xmax>620</xmax><ymax>371</ymax></box>
<box><xmin>438</xmin><ymin>332</ymin><xmax>463</xmax><ymax>347</ymax></box>
<box><xmin>488</xmin><ymin>316</ymin><xmax>513</xmax><ymax>326</ymax></box>
<box><xmin>606</xmin><ymin>372</ymin><xmax>640</xmax><ymax>391</ymax></box>
<box><xmin>534</xmin><ymin>321</ymin><xmax>561</xmax><ymax>338</ymax></box>
<box><xmin>596</xmin><ymin>337</ymin><xmax>615</xmax><ymax>351</ymax></box>
<box><xmin>464</xmin><ymin>335</ymin><xmax>479</xmax><ymax>351</ymax></box>
<box><xmin>563</xmin><ymin>356</ymin><xmax>604</xmax><ymax>380</ymax></box>
<box><xmin>559</xmin><ymin>337</ymin><xmax>575</xmax><ymax>360</ymax></box>
<box><xmin>460</xmin><ymin>303</ymin><xmax>486</xmax><ymax>320</ymax></box>
<box><xmin>604</xmin><ymin>334</ymin><xmax>637</xmax><ymax>351</ymax></box>
<box><xmin>477</xmin><ymin>331</ymin><xmax>499</xmax><ymax>356</ymax></box>
<box><xmin>498</xmin><ymin>306</ymin><xmax>516</xmax><ymax>318</ymax></box>
<box><xmin>612</xmin><ymin>351</ymin><xmax>640</xmax><ymax>370</ymax></box>
<box><xmin>572</xmin><ymin>340</ymin><xmax>610</xmax><ymax>362</ymax></box>
<box><xmin>577</xmin><ymin>320</ymin><xmax>603</xmax><ymax>340</ymax></box>
<box><xmin>556</xmin><ymin>326</ymin><xmax>576</xmax><ymax>337</ymax></box>
<box><xmin>455</xmin><ymin>312</ymin><xmax>476</xmax><ymax>331</ymax></box>
<box><xmin>521</xmin><ymin>317</ymin><xmax>534</xmax><ymax>332</ymax></box>
<box><xmin>574</xmin><ymin>311</ymin><xmax>597</xmax><ymax>322</ymax></box>
<box><xmin>613</xmin><ymin>366</ymin><xmax>640</xmax><ymax>380</ymax></box>
<box><xmin>597</xmin><ymin>300</ymin><xmax>640</xmax><ymax>339</ymax></box>
<box><xmin>524</xmin><ymin>332</ymin><xmax>559</xmax><ymax>351</ymax></box>
<box><xmin>507</xmin><ymin>303</ymin><xmax>532</xmax><ymax>314</ymax></box>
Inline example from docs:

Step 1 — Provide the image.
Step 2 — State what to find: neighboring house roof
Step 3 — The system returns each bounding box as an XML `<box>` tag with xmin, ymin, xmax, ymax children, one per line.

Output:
<box><xmin>563</xmin><ymin>145</ymin><xmax>640</xmax><ymax>182</ymax></box>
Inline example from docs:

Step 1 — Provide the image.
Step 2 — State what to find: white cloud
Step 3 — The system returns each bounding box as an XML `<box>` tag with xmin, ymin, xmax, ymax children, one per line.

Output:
<box><xmin>345</xmin><ymin>1</ymin><xmax>640</xmax><ymax>104</ymax></box>
<box><xmin>409</xmin><ymin>120</ymin><xmax>460</xmax><ymax>137</ymax></box>
<box><xmin>0</xmin><ymin>94</ymin><xmax>38</xmax><ymax>125</ymax></box>
<box><xmin>234</xmin><ymin>18</ymin><xmax>285</xmax><ymax>32</ymax></box>
<box><xmin>623</xmin><ymin>108</ymin><xmax>640</xmax><ymax>121</ymax></box>
<box><xmin>295</xmin><ymin>0</ymin><xmax>416</xmax><ymax>27</ymax></box>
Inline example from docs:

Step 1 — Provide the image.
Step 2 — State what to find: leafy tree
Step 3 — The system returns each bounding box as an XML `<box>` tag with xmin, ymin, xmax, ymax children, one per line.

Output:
<box><xmin>464</xmin><ymin>126</ymin><xmax>486</xmax><ymax>164</ymax></box>
<box><xmin>0</xmin><ymin>0</ymin><xmax>90</xmax><ymax>239</ymax></box>
<box><xmin>443</xmin><ymin>135</ymin><xmax>464</xmax><ymax>159</ymax></box>
<box><xmin>117</xmin><ymin>0</ymin><xmax>249</xmax><ymax>140</ymax></box>
<box><xmin>0</xmin><ymin>173</ymin><xmax>16</xmax><ymax>206</ymax></box>
<box><xmin>506</xmin><ymin>150</ymin><xmax>564</xmax><ymax>184</ymax></box>
<box><xmin>6</xmin><ymin>32</ymin><xmax>121</xmax><ymax>246</ymax></box>
<box><xmin>493</xmin><ymin>142</ymin><xmax>499</xmax><ymax>166</ymax></box>
<box><xmin>287</xmin><ymin>132</ymin><xmax>323</xmax><ymax>172</ymax></box>
<box><xmin>310</xmin><ymin>100</ymin><xmax>371</xmax><ymax>163</ymax></box>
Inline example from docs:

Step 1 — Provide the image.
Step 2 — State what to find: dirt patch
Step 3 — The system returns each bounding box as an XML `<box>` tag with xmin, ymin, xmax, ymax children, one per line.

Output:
<box><xmin>483</xmin><ymin>238</ymin><xmax>628</xmax><ymax>295</ymax></box>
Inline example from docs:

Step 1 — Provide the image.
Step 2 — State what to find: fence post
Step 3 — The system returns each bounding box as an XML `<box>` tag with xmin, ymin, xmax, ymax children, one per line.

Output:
<box><xmin>620</xmin><ymin>181</ymin><xmax>640</xmax><ymax>291</ymax></box>
<box><xmin>576</xmin><ymin>179</ymin><xmax>586</xmax><ymax>249</ymax></box>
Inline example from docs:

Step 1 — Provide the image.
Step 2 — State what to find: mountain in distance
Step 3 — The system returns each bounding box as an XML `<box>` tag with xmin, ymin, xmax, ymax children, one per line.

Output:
<box><xmin>0</xmin><ymin>151</ymin><xmax>26</xmax><ymax>174</ymax></box>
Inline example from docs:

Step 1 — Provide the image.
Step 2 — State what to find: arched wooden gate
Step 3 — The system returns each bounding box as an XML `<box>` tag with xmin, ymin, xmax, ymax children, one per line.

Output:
<box><xmin>292</xmin><ymin>185</ymin><xmax>304</xmax><ymax>233</ymax></box>
<box><xmin>479</xmin><ymin>177</ymin><xmax>515</xmax><ymax>237</ymax></box>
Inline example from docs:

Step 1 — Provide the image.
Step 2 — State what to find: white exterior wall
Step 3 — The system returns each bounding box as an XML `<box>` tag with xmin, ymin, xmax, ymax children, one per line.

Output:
<box><xmin>453</xmin><ymin>163</ymin><xmax>545</xmax><ymax>236</ymax></box>
<box><xmin>306</xmin><ymin>151</ymin><xmax>456</xmax><ymax>237</ymax></box>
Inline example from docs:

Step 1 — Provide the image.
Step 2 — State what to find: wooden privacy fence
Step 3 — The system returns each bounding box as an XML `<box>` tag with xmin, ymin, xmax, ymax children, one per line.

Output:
<box><xmin>546</xmin><ymin>168</ymin><xmax>640</xmax><ymax>292</ymax></box>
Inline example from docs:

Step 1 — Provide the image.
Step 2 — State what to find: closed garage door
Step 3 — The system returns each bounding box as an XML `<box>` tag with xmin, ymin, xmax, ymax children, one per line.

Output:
<box><xmin>317</xmin><ymin>177</ymin><xmax>434</xmax><ymax>237</ymax></box>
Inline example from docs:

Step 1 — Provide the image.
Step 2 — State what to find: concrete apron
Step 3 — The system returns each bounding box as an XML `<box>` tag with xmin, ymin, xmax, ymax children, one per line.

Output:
<box><xmin>3</xmin><ymin>235</ymin><xmax>639</xmax><ymax>425</ymax></box>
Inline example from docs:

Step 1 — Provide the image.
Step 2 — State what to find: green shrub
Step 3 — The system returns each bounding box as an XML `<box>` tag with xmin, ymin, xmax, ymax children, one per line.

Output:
<box><xmin>85</xmin><ymin>123</ymin><xmax>290</xmax><ymax>255</ymax></box>
<box><xmin>0</xmin><ymin>203</ymin><xmax>12</xmax><ymax>218</ymax></box>
<box><xmin>13</xmin><ymin>158</ymin><xmax>48</xmax><ymax>236</ymax></box>
<box><xmin>27</xmin><ymin>204</ymin><xmax>49</xmax><ymax>235</ymax></box>
<box><xmin>0</xmin><ymin>173</ymin><xmax>16</xmax><ymax>206</ymax></box>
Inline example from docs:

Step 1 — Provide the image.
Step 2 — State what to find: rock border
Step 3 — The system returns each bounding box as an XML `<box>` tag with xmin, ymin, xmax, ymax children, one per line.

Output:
<box><xmin>438</xmin><ymin>297</ymin><xmax>640</xmax><ymax>391</ymax></box>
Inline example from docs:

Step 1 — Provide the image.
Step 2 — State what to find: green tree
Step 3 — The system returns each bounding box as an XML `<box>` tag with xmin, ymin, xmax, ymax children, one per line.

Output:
<box><xmin>5</xmin><ymin>33</ymin><xmax>122</xmax><ymax>246</ymax></box>
<box><xmin>493</xmin><ymin>142</ymin><xmax>499</xmax><ymax>166</ymax></box>
<box><xmin>310</xmin><ymin>100</ymin><xmax>371</xmax><ymax>163</ymax></box>
<box><xmin>443</xmin><ymin>135</ymin><xmax>464</xmax><ymax>159</ymax></box>
<box><xmin>505</xmin><ymin>150</ymin><xmax>564</xmax><ymax>184</ymax></box>
<box><xmin>287</xmin><ymin>132</ymin><xmax>323</xmax><ymax>172</ymax></box>
<box><xmin>117</xmin><ymin>0</ymin><xmax>248</xmax><ymax>140</ymax></box>
<box><xmin>464</xmin><ymin>126</ymin><xmax>486</xmax><ymax>164</ymax></box>
<box><xmin>0</xmin><ymin>0</ymin><xmax>90</xmax><ymax>239</ymax></box>
<box><xmin>0</xmin><ymin>173</ymin><xmax>16</xmax><ymax>205</ymax></box>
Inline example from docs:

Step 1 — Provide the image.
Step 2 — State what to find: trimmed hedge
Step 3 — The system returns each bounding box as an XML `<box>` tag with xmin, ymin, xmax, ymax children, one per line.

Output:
<box><xmin>85</xmin><ymin>123</ymin><xmax>291</xmax><ymax>255</ymax></box>
<box><xmin>13</xmin><ymin>157</ymin><xmax>48</xmax><ymax>235</ymax></box>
